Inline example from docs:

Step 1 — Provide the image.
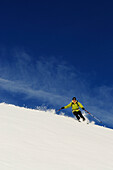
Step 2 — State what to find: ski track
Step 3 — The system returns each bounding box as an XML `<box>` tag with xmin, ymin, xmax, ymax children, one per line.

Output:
<box><xmin>0</xmin><ymin>103</ymin><xmax>113</xmax><ymax>170</ymax></box>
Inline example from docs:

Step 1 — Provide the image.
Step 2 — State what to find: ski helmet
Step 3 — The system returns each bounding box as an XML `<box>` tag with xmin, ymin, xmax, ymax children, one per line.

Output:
<box><xmin>72</xmin><ymin>97</ymin><xmax>76</xmax><ymax>100</ymax></box>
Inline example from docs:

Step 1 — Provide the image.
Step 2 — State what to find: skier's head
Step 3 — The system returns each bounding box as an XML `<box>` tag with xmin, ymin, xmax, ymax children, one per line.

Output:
<box><xmin>72</xmin><ymin>97</ymin><xmax>76</xmax><ymax>101</ymax></box>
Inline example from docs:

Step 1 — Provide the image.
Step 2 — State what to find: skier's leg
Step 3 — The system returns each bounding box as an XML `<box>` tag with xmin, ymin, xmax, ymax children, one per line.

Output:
<box><xmin>73</xmin><ymin>111</ymin><xmax>80</xmax><ymax>121</ymax></box>
<box><xmin>78</xmin><ymin>111</ymin><xmax>85</xmax><ymax>121</ymax></box>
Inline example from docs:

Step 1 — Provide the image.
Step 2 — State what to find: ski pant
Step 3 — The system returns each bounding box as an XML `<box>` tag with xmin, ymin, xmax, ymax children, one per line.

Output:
<box><xmin>73</xmin><ymin>111</ymin><xmax>85</xmax><ymax>121</ymax></box>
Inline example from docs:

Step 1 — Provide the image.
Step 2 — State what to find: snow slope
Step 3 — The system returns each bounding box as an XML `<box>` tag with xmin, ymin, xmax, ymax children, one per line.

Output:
<box><xmin>0</xmin><ymin>103</ymin><xmax>113</xmax><ymax>170</ymax></box>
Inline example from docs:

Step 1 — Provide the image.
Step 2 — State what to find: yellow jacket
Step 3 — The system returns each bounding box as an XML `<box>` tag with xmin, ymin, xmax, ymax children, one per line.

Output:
<box><xmin>64</xmin><ymin>101</ymin><xmax>84</xmax><ymax>112</ymax></box>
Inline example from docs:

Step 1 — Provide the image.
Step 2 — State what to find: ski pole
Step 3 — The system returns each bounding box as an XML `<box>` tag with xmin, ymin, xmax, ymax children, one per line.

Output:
<box><xmin>56</xmin><ymin>108</ymin><xmax>62</xmax><ymax>112</ymax></box>
<box><xmin>85</xmin><ymin>110</ymin><xmax>103</xmax><ymax>124</ymax></box>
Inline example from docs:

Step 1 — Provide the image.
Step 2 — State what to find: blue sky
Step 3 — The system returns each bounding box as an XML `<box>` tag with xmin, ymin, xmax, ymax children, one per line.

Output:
<box><xmin>0</xmin><ymin>0</ymin><xmax>113</xmax><ymax>128</ymax></box>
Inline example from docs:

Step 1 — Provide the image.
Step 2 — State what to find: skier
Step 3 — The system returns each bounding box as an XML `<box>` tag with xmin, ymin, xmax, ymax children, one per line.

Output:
<box><xmin>60</xmin><ymin>97</ymin><xmax>86</xmax><ymax>122</ymax></box>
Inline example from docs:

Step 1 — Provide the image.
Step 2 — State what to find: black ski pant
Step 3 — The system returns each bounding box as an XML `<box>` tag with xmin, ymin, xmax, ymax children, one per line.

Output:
<box><xmin>73</xmin><ymin>111</ymin><xmax>85</xmax><ymax>121</ymax></box>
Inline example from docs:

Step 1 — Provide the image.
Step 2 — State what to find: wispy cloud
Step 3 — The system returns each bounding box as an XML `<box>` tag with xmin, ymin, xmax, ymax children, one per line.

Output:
<box><xmin>0</xmin><ymin>48</ymin><xmax>89</xmax><ymax>103</ymax></box>
<box><xmin>0</xmin><ymin>77</ymin><xmax>64</xmax><ymax>105</ymax></box>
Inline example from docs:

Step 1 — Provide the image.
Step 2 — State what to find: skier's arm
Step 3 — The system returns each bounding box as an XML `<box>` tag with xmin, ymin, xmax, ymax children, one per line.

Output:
<box><xmin>61</xmin><ymin>102</ymin><xmax>72</xmax><ymax>110</ymax></box>
<box><xmin>78</xmin><ymin>102</ymin><xmax>85</xmax><ymax>110</ymax></box>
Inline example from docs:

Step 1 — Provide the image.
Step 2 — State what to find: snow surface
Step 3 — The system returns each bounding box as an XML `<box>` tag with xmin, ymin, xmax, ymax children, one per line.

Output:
<box><xmin>0</xmin><ymin>103</ymin><xmax>113</xmax><ymax>170</ymax></box>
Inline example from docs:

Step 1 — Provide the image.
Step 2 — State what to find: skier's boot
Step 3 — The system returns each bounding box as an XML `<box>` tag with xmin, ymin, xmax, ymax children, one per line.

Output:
<box><xmin>83</xmin><ymin>117</ymin><xmax>85</xmax><ymax>121</ymax></box>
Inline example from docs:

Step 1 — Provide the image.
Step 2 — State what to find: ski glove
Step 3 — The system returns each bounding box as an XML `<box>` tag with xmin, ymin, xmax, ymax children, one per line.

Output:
<box><xmin>61</xmin><ymin>107</ymin><xmax>64</xmax><ymax>109</ymax></box>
